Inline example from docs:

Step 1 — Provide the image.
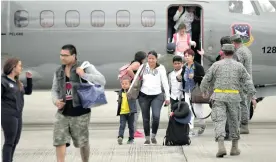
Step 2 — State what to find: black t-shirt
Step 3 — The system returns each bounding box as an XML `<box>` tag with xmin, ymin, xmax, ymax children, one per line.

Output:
<box><xmin>62</xmin><ymin>76</ymin><xmax>90</xmax><ymax>116</ymax></box>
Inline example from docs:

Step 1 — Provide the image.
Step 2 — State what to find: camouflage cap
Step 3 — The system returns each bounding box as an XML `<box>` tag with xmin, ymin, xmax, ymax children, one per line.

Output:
<box><xmin>230</xmin><ymin>34</ymin><xmax>242</xmax><ymax>42</ymax></box>
<box><xmin>221</xmin><ymin>44</ymin><xmax>235</xmax><ymax>52</ymax></box>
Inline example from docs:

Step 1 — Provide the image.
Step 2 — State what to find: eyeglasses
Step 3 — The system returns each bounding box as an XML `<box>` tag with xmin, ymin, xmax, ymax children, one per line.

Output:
<box><xmin>60</xmin><ymin>54</ymin><xmax>71</xmax><ymax>57</ymax></box>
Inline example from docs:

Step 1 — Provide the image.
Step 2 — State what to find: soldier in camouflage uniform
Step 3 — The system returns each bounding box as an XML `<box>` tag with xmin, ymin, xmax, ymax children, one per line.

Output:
<box><xmin>200</xmin><ymin>44</ymin><xmax>256</xmax><ymax>158</ymax></box>
<box><xmin>231</xmin><ymin>34</ymin><xmax>257</xmax><ymax>134</ymax></box>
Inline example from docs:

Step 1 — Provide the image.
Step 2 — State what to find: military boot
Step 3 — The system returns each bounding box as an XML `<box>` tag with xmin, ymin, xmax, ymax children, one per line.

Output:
<box><xmin>240</xmin><ymin>124</ymin><xmax>249</xmax><ymax>134</ymax></box>
<box><xmin>230</xmin><ymin>140</ymin><xmax>241</xmax><ymax>156</ymax></box>
<box><xmin>216</xmin><ymin>137</ymin><xmax>227</xmax><ymax>158</ymax></box>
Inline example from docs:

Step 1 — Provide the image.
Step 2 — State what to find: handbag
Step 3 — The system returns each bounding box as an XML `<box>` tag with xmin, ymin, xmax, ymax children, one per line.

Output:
<box><xmin>77</xmin><ymin>61</ymin><xmax>107</xmax><ymax>108</ymax></box>
<box><xmin>127</xmin><ymin>64</ymin><xmax>146</xmax><ymax>99</ymax></box>
<box><xmin>190</xmin><ymin>83</ymin><xmax>211</xmax><ymax>104</ymax></box>
<box><xmin>189</xmin><ymin>84</ymin><xmax>212</xmax><ymax>119</ymax></box>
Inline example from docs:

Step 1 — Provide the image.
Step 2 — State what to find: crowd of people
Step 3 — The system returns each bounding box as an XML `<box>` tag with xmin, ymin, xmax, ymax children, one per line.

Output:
<box><xmin>1</xmin><ymin>31</ymin><xmax>257</xmax><ymax>161</ymax></box>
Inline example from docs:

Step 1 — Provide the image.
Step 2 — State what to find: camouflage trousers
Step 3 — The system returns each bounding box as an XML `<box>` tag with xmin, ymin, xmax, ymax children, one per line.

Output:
<box><xmin>211</xmin><ymin>101</ymin><xmax>240</xmax><ymax>141</ymax></box>
<box><xmin>240</xmin><ymin>94</ymin><xmax>251</xmax><ymax>125</ymax></box>
<box><xmin>53</xmin><ymin>112</ymin><xmax>91</xmax><ymax>148</ymax></box>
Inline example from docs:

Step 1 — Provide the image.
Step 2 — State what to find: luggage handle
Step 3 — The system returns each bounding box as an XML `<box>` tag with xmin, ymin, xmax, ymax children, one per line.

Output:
<box><xmin>178</xmin><ymin>88</ymin><xmax>211</xmax><ymax>120</ymax></box>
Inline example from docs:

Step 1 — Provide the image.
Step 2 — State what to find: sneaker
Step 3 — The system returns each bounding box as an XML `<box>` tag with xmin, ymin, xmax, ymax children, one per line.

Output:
<box><xmin>151</xmin><ymin>137</ymin><xmax>157</xmax><ymax>144</ymax></box>
<box><xmin>117</xmin><ymin>137</ymin><xmax>123</xmax><ymax>145</ymax></box>
<box><xmin>127</xmin><ymin>138</ymin><xmax>134</xmax><ymax>144</ymax></box>
<box><xmin>144</xmin><ymin>140</ymin><xmax>150</xmax><ymax>145</ymax></box>
<box><xmin>198</xmin><ymin>125</ymin><xmax>206</xmax><ymax>135</ymax></box>
<box><xmin>134</xmin><ymin>131</ymin><xmax>144</xmax><ymax>138</ymax></box>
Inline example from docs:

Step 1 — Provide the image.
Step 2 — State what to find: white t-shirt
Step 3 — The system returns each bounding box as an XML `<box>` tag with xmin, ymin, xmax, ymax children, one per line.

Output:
<box><xmin>169</xmin><ymin>69</ymin><xmax>184</xmax><ymax>100</ymax></box>
<box><xmin>140</xmin><ymin>63</ymin><xmax>170</xmax><ymax>100</ymax></box>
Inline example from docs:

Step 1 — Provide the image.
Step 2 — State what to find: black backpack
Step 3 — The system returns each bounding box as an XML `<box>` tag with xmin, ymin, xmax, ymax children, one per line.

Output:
<box><xmin>163</xmin><ymin>117</ymin><xmax>191</xmax><ymax>146</ymax></box>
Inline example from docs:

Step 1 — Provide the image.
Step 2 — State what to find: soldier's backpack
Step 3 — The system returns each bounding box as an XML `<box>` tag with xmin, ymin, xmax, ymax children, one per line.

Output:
<box><xmin>118</xmin><ymin>63</ymin><xmax>131</xmax><ymax>81</ymax></box>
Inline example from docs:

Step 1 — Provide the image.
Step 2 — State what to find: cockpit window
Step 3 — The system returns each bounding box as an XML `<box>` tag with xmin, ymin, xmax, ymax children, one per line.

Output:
<box><xmin>229</xmin><ymin>0</ymin><xmax>256</xmax><ymax>15</ymax></box>
<box><xmin>257</xmin><ymin>0</ymin><xmax>276</xmax><ymax>12</ymax></box>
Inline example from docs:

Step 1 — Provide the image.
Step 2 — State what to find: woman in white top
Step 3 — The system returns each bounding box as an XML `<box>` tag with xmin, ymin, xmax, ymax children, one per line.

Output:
<box><xmin>173</xmin><ymin>6</ymin><xmax>199</xmax><ymax>37</ymax></box>
<box><xmin>138</xmin><ymin>51</ymin><xmax>170</xmax><ymax>145</ymax></box>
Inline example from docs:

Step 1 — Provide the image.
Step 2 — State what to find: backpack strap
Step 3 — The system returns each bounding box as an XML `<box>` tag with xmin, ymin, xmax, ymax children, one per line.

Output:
<box><xmin>173</xmin><ymin>33</ymin><xmax>177</xmax><ymax>43</ymax></box>
<box><xmin>187</xmin><ymin>33</ymin><xmax>190</xmax><ymax>46</ymax></box>
<box><xmin>189</xmin><ymin>97</ymin><xmax>211</xmax><ymax>119</ymax></box>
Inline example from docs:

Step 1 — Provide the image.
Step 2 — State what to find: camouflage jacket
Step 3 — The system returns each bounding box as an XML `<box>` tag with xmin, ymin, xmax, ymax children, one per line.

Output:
<box><xmin>233</xmin><ymin>45</ymin><xmax>253</xmax><ymax>77</ymax></box>
<box><xmin>200</xmin><ymin>58</ymin><xmax>256</xmax><ymax>102</ymax></box>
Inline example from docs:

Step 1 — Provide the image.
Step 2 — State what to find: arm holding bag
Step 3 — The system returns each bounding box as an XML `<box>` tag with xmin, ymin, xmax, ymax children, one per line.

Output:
<box><xmin>127</xmin><ymin>64</ymin><xmax>146</xmax><ymax>99</ymax></box>
<box><xmin>77</xmin><ymin>61</ymin><xmax>107</xmax><ymax>108</ymax></box>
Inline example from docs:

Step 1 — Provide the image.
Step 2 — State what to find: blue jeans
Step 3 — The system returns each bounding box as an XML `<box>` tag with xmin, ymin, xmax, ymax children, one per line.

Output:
<box><xmin>138</xmin><ymin>92</ymin><xmax>165</xmax><ymax>137</ymax></box>
<box><xmin>118</xmin><ymin>113</ymin><xmax>135</xmax><ymax>139</ymax></box>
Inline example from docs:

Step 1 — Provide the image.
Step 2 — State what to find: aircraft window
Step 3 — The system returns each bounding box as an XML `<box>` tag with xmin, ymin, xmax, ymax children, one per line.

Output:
<box><xmin>91</xmin><ymin>10</ymin><xmax>105</xmax><ymax>27</ymax></box>
<box><xmin>116</xmin><ymin>10</ymin><xmax>130</xmax><ymax>27</ymax></box>
<box><xmin>14</xmin><ymin>10</ymin><xmax>29</xmax><ymax>28</ymax></box>
<box><xmin>229</xmin><ymin>0</ymin><xmax>256</xmax><ymax>15</ymax></box>
<box><xmin>257</xmin><ymin>0</ymin><xmax>276</xmax><ymax>12</ymax></box>
<box><xmin>141</xmin><ymin>10</ymin><xmax>155</xmax><ymax>27</ymax></box>
<box><xmin>65</xmin><ymin>10</ymin><xmax>80</xmax><ymax>27</ymax></box>
<box><xmin>40</xmin><ymin>10</ymin><xmax>54</xmax><ymax>28</ymax></box>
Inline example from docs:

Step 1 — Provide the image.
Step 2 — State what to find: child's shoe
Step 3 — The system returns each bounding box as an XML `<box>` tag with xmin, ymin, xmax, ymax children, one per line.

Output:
<box><xmin>127</xmin><ymin>138</ymin><xmax>134</xmax><ymax>144</ymax></box>
<box><xmin>117</xmin><ymin>137</ymin><xmax>123</xmax><ymax>145</ymax></box>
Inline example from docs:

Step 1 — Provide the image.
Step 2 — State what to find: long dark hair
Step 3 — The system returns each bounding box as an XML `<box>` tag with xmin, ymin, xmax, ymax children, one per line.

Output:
<box><xmin>3</xmin><ymin>58</ymin><xmax>23</xmax><ymax>90</ymax></box>
<box><xmin>131</xmin><ymin>51</ymin><xmax>146</xmax><ymax>64</ymax></box>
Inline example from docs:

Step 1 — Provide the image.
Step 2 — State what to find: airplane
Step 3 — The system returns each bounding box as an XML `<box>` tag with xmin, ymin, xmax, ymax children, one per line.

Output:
<box><xmin>1</xmin><ymin>0</ymin><xmax>276</xmax><ymax>101</ymax></box>
<box><xmin>234</xmin><ymin>29</ymin><xmax>249</xmax><ymax>38</ymax></box>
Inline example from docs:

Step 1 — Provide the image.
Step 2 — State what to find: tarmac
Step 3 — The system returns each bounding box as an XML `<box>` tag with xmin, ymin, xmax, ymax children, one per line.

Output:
<box><xmin>1</xmin><ymin>90</ymin><xmax>276</xmax><ymax>162</ymax></box>
<box><xmin>20</xmin><ymin>90</ymin><xmax>276</xmax><ymax>127</ymax></box>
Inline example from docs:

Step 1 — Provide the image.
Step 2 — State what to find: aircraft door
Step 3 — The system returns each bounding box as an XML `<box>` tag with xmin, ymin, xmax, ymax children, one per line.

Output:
<box><xmin>200</xmin><ymin>8</ymin><xmax>203</xmax><ymax>66</ymax></box>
